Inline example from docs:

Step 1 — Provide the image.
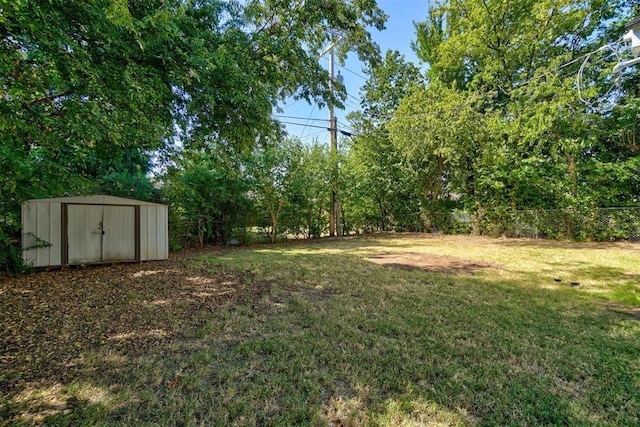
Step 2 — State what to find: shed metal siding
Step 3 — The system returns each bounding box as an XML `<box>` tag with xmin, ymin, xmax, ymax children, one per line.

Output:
<box><xmin>67</xmin><ymin>204</ymin><xmax>103</xmax><ymax>264</ymax></box>
<box><xmin>159</xmin><ymin>204</ymin><xmax>168</xmax><ymax>259</ymax></box>
<box><xmin>22</xmin><ymin>201</ymin><xmax>62</xmax><ymax>267</ymax></box>
<box><xmin>140</xmin><ymin>205</ymin><xmax>150</xmax><ymax>260</ymax></box>
<box><xmin>22</xmin><ymin>196</ymin><xmax>168</xmax><ymax>267</ymax></box>
<box><xmin>102</xmin><ymin>205</ymin><xmax>136</xmax><ymax>261</ymax></box>
<box><xmin>140</xmin><ymin>205</ymin><xmax>169</xmax><ymax>261</ymax></box>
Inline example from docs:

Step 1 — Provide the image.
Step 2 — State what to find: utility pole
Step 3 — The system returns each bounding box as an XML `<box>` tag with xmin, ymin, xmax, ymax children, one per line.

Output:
<box><xmin>321</xmin><ymin>35</ymin><xmax>344</xmax><ymax>237</ymax></box>
<box><xmin>327</xmin><ymin>41</ymin><xmax>342</xmax><ymax>237</ymax></box>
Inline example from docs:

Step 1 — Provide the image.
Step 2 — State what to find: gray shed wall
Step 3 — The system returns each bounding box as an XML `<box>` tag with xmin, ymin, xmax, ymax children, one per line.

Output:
<box><xmin>22</xmin><ymin>201</ymin><xmax>63</xmax><ymax>267</ymax></box>
<box><xmin>140</xmin><ymin>205</ymin><xmax>169</xmax><ymax>261</ymax></box>
<box><xmin>22</xmin><ymin>196</ymin><xmax>168</xmax><ymax>267</ymax></box>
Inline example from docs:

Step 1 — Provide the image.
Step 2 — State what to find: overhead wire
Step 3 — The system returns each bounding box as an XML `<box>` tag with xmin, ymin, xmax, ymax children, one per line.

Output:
<box><xmin>337</xmin><ymin>63</ymin><xmax>368</xmax><ymax>80</ymax></box>
<box><xmin>280</xmin><ymin>98</ymin><xmax>303</xmax><ymax>110</ymax></box>
<box><xmin>300</xmin><ymin>129</ymin><xmax>328</xmax><ymax>141</ymax></box>
<box><xmin>272</xmin><ymin>114</ymin><xmax>328</xmax><ymax>121</ymax></box>
<box><xmin>277</xmin><ymin>120</ymin><xmax>353</xmax><ymax>133</ymax></box>
<box><xmin>278</xmin><ymin>120</ymin><xmax>329</xmax><ymax>130</ymax></box>
<box><xmin>576</xmin><ymin>39</ymin><xmax>624</xmax><ymax>110</ymax></box>
<box><xmin>337</xmin><ymin>120</ymin><xmax>357</xmax><ymax>133</ymax></box>
<box><xmin>276</xmin><ymin>119</ymin><xmax>355</xmax><ymax>140</ymax></box>
<box><xmin>346</xmin><ymin>93</ymin><xmax>361</xmax><ymax>105</ymax></box>
<box><xmin>513</xmin><ymin>37</ymin><xmax>623</xmax><ymax>90</ymax></box>
<box><xmin>320</xmin><ymin>56</ymin><xmax>368</xmax><ymax>81</ymax></box>
<box><xmin>342</xmin><ymin>100</ymin><xmax>361</xmax><ymax>110</ymax></box>
<box><xmin>299</xmin><ymin>103</ymin><xmax>316</xmax><ymax>139</ymax></box>
<box><xmin>278</xmin><ymin>40</ymin><xmax>624</xmax><ymax>138</ymax></box>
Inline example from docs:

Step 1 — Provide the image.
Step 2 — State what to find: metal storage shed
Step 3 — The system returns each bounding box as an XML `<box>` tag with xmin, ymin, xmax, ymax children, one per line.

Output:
<box><xmin>22</xmin><ymin>195</ymin><xmax>168</xmax><ymax>267</ymax></box>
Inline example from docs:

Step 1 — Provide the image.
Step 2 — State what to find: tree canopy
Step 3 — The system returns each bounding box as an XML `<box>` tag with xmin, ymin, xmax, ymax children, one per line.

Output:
<box><xmin>2</xmin><ymin>0</ymin><xmax>640</xmax><ymax>270</ymax></box>
<box><xmin>343</xmin><ymin>0</ymin><xmax>638</xmax><ymax>236</ymax></box>
<box><xmin>0</xmin><ymin>0</ymin><xmax>385</xmax><ymax>269</ymax></box>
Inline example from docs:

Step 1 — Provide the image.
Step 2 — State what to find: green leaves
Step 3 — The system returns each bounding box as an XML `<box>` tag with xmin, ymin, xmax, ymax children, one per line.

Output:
<box><xmin>339</xmin><ymin>0</ymin><xmax>636</xmax><ymax>237</ymax></box>
<box><xmin>341</xmin><ymin>51</ymin><xmax>426</xmax><ymax>231</ymax></box>
<box><xmin>388</xmin><ymin>80</ymin><xmax>485</xmax><ymax>202</ymax></box>
<box><xmin>1</xmin><ymin>0</ymin><xmax>388</xmax><ymax>265</ymax></box>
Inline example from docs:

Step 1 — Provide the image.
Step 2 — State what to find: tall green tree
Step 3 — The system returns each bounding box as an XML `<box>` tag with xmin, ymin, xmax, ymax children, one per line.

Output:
<box><xmin>247</xmin><ymin>140</ymin><xmax>295</xmax><ymax>243</ymax></box>
<box><xmin>414</xmin><ymin>0</ymin><xmax>619</xmax><ymax>94</ymax></box>
<box><xmin>280</xmin><ymin>141</ymin><xmax>332</xmax><ymax>239</ymax></box>
<box><xmin>389</xmin><ymin>80</ymin><xmax>486</xmax><ymax>203</ymax></box>
<box><xmin>344</xmin><ymin>50</ymin><xmax>425</xmax><ymax>231</ymax></box>
<box><xmin>248</xmin><ymin>137</ymin><xmax>335</xmax><ymax>242</ymax></box>
<box><xmin>1</xmin><ymin>0</ymin><xmax>387</xmax><ymax>267</ymax></box>
<box><xmin>164</xmin><ymin>148</ymin><xmax>251</xmax><ymax>246</ymax></box>
<box><xmin>403</xmin><ymin>0</ymin><xmax>631</xmax><ymax>232</ymax></box>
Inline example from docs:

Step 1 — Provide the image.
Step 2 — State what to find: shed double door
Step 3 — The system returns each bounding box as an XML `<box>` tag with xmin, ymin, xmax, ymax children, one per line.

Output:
<box><xmin>67</xmin><ymin>205</ymin><xmax>136</xmax><ymax>264</ymax></box>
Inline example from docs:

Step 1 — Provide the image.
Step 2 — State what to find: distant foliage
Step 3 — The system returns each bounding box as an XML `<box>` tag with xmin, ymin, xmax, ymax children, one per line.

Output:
<box><xmin>164</xmin><ymin>149</ymin><xmax>252</xmax><ymax>247</ymax></box>
<box><xmin>164</xmin><ymin>139</ymin><xmax>333</xmax><ymax>247</ymax></box>
<box><xmin>342</xmin><ymin>0</ymin><xmax>639</xmax><ymax>237</ymax></box>
<box><xmin>1</xmin><ymin>0</ymin><xmax>386</xmax><ymax>269</ymax></box>
<box><xmin>3</xmin><ymin>0</ymin><xmax>639</xmax><ymax>270</ymax></box>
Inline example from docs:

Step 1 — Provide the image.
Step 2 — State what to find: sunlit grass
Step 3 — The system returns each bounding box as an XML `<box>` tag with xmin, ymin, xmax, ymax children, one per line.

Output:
<box><xmin>3</xmin><ymin>234</ymin><xmax>639</xmax><ymax>425</ymax></box>
<box><xmin>192</xmin><ymin>234</ymin><xmax>640</xmax><ymax>424</ymax></box>
<box><xmin>220</xmin><ymin>234</ymin><xmax>640</xmax><ymax>307</ymax></box>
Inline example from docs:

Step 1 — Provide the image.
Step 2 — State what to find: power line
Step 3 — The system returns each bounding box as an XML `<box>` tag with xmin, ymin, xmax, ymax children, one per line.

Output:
<box><xmin>299</xmin><ymin>103</ymin><xmax>316</xmax><ymax>139</ymax></box>
<box><xmin>300</xmin><ymin>129</ymin><xmax>327</xmax><ymax>141</ymax></box>
<box><xmin>343</xmin><ymin>100</ymin><xmax>361</xmax><ymax>111</ymax></box>
<box><xmin>515</xmin><ymin>38</ymin><xmax>623</xmax><ymax>90</ymax></box>
<box><xmin>281</xmin><ymin>98</ymin><xmax>303</xmax><ymax>110</ymax></box>
<box><xmin>277</xmin><ymin>120</ymin><xmax>332</xmax><ymax>130</ymax></box>
<box><xmin>282</xmin><ymin>42</ymin><xmax>620</xmax><ymax>138</ymax></box>
<box><xmin>272</xmin><ymin>114</ymin><xmax>329</xmax><ymax>122</ymax></box>
<box><xmin>338</xmin><ymin>63</ymin><xmax>368</xmax><ymax>80</ymax></box>
<box><xmin>577</xmin><ymin>40</ymin><xmax>623</xmax><ymax>109</ymax></box>
<box><xmin>338</xmin><ymin>120</ymin><xmax>356</xmax><ymax>132</ymax></box>
<box><xmin>320</xmin><ymin>56</ymin><xmax>368</xmax><ymax>80</ymax></box>
<box><xmin>277</xmin><ymin>120</ymin><xmax>354</xmax><ymax>136</ymax></box>
<box><xmin>347</xmin><ymin>93</ymin><xmax>361</xmax><ymax>104</ymax></box>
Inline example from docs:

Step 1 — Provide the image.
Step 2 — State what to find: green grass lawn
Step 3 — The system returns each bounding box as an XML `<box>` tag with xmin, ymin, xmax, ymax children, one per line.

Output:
<box><xmin>2</xmin><ymin>234</ymin><xmax>639</xmax><ymax>425</ymax></box>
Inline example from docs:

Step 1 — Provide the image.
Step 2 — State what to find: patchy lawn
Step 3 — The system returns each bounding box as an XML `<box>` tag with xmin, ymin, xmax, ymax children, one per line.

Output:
<box><xmin>0</xmin><ymin>254</ymin><xmax>270</xmax><ymax>424</ymax></box>
<box><xmin>1</xmin><ymin>234</ymin><xmax>639</xmax><ymax>425</ymax></box>
<box><xmin>365</xmin><ymin>252</ymin><xmax>497</xmax><ymax>274</ymax></box>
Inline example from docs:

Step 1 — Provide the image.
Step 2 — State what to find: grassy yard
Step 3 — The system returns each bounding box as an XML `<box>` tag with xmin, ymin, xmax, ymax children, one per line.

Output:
<box><xmin>1</xmin><ymin>234</ymin><xmax>639</xmax><ymax>425</ymax></box>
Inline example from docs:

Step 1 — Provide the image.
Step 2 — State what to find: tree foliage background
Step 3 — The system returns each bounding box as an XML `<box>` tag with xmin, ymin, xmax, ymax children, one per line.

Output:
<box><xmin>0</xmin><ymin>0</ymin><xmax>384</xmax><ymax>270</ymax></box>
<box><xmin>1</xmin><ymin>0</ymin><xmax>639</xmax><ymax>271</ymax></box>
<box><xmin>345</xmin><ymin>0</ymin><xmax>639</xmax><ymax>238</ymax></box>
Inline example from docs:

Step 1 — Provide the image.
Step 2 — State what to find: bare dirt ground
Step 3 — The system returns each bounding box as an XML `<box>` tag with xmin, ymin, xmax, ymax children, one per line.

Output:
<box><xmin>365</xmin><ymin>252</ymin><xmax>497</xmax><ymax>274</ymax></box>
<box><xmin>0</xmin><ymin>252</ymin><xmax>270</xmax><ymax>404</ymax></box>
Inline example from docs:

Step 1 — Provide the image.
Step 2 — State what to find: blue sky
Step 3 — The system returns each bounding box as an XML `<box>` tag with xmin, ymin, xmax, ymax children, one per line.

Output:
<box><xmin>274</xmin><ymin>0</ymin><xmax>430</xmax><ymax>145</ymax></box>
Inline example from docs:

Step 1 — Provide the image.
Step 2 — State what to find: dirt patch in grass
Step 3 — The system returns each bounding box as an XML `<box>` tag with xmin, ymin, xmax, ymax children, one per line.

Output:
<box><xmin>0</xmin><ymin>255</ymin><xmax>270</xmax><ymax>404</ymax></box>
<box><xmin>605</xmin><ymin>303</ymin><xmax>640</xmax><ymax>321</ymax></box>
<box><xmin>365</xmin><ymin>252</ymin><xmax>497</xmax><ymax>274</ymax></box>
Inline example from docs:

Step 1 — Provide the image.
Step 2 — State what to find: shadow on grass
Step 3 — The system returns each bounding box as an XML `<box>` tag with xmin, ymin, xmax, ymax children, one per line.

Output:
<box><xmin>0</xmin><ymin>258</ymin><xmax>270</xmax><ymax>424</ymax></box>
<box><xmin>202</xmin><ymin>248</ymin><xmax>640</xmax><ymax>425</ymax></box>
<box><xmin>1</xmin><ymin>239</ymin><xmax>639</xmax><ymax>425</ymax></box>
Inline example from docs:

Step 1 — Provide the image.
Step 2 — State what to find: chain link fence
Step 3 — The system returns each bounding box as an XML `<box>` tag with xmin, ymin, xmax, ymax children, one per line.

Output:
<box><xmin>398</xmin><ymin>207</ymin><xmax>640</xmax><ymax>242</ymax></box>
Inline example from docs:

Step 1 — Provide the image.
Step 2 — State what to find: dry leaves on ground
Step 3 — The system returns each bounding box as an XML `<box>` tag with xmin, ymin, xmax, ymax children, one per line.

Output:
<box><xmin>0</xmin><ymin>254</ymin><xmax>270</xmax><ymax>398</ymax></box>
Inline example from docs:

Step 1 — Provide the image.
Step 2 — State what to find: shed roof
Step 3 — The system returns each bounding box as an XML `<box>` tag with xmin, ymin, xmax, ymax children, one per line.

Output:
<box><xmin>26</xmin><ymin>195</ymin><xmax>165</xmax><ymax>206</ymax></box>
